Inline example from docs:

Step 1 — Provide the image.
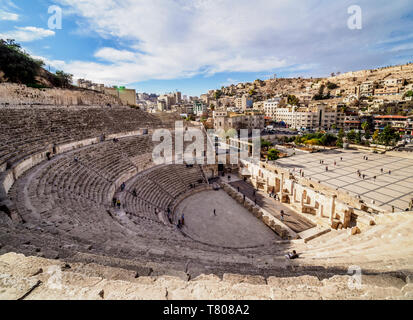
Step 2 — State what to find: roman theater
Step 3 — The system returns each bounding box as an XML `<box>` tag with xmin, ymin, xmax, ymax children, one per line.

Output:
<box><xmin>1</xmin><ymin>85</ymin><xmax>413</xmax><ymax>300</ymax></box>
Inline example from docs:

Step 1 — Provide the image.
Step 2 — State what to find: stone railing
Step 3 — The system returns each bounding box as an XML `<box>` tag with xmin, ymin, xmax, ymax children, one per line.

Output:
<box><xmin>221</xmin><ymin>182</ymin><xmax>297</xmax><ymax>240</ymax></box>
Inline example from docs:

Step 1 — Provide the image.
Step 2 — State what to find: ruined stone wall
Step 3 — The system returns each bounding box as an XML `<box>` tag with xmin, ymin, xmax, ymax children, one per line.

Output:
<box><xmin>0</xmin><ymin>83</ymin><xmax>122</xmax><ymax>106</ymax></box>
<box><xmin>241</xmin><ymin>160</ymin><xmax>362</xmax><ymax>228</ymax></box>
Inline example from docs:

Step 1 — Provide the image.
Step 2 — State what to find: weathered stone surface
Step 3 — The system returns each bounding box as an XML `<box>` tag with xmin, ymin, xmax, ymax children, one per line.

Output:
<box><xmin>268</xmin><ymin>275</ymin><xmax>322</xmax><ymax>287</ymax></box>
<box><xmin>350</xmin><ymin>226</ymin><xmax>361</xmax><ymax>235</ymax></box>
<box><xmin>223</xmin><ymin>273</ymin><xmax>267</xmax><ymax>285</ymax></box>
<box><xmin>1</xmin><ymin>253</ymin><xmax>413</xmax><ymax>300</ymax></box>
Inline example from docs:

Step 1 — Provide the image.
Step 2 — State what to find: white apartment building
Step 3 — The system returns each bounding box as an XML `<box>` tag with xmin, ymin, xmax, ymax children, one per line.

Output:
<box><xmin>214</xmin><ymin>111</ymin><xmax>265</xmax><ymax>133</ymax></box>
<box><xmin>359</xmin><ymin>81</ymin><xmax>375</xmax><ymax>97</ymax></box>
<box><xmin>275</xmin><ymin>104</ymin><xmax>345</xmax><ymax>130</ymax></box>
<box><xmin>263</xmin><ymin>98</ymin><xmax>282</xmax><ymax>119</ymax></box>
<box><xmin>382</xmin><ymin>78</ymin><xmax>403</xmax><ymax>87</ymax></box>
<box><xmin>235</xmin><ymin>95</ymin><xmax>253</xmax><ymax>111</ymax></box>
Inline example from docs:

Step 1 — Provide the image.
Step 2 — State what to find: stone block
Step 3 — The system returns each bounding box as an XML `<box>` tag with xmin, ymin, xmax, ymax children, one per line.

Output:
<box><xmin>350</xmin><ymin>226</ymin><xmax>361</xmax><ymax>235</ymax></box>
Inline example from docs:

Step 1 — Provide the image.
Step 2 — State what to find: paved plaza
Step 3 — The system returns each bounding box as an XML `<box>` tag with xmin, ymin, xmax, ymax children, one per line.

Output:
<box><xmin>274</xmin><ymin>149</ymin><xmax>413</xmax><ymax>212</ymax></box>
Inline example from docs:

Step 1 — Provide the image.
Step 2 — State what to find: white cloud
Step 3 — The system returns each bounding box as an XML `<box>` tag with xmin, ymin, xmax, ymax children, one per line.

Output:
<box><xmin>51</xmin><ymin>0</ymin><xmax>413</xmax><ymax>84</ymax></box>
<box><xmin>0</xmin><ymin>11</ymin><xmax>18</xmax><ymax>21</ymax></box>
<box><xmin>95</xmin><ymin>48</ymin><xmax>137</xmax><ymax>62</ymax></box>
<box><xmin>0</xmin><ymin>26</ymin><xmax>55</xmax><ymax>42</ymax></box>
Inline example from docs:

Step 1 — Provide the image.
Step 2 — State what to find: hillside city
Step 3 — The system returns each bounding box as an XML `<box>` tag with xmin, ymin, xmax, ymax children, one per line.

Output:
<box><xmin>1</xmin><ymin>23</ymin><xmax>413</xmax><ymax>301</ymax></box>
<box><xmin>105</xmin><ymin>62</ymin><xmax>413</xmax><ymax>148</ymax></box>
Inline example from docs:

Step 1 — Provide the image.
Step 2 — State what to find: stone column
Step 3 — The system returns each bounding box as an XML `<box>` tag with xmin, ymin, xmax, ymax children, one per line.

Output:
<box><xmin>264</xmin><ymin>177</ymin><xmax>269</xmax><ymax>193</ymax></box>
<box><xmin>330</xmin><ymin>195</ymin><xmax>336</xmax><ymax>222</ymax></box>
<box><xmin>279</xmin><ymin>173</ymin><xmax>284</xmax><ymax>201</ymax></box>
<box><xmin>318</xmin><ymin>204</ymin><xmax>323</xmax><ymax>218</ymax></box>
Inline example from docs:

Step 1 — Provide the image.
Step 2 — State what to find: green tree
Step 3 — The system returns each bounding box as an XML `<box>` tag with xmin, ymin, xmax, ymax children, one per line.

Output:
<box><xmin>287</xmin><ymin>95</ymin><xmax>300</xmax><ymax>106</ymax></box>
<box><xmin>0</xmin><ymin>39</ymin><xmax>44</xmax><ymax>85</ymax></box>
<box><xmin>261</xmin><ymin>139</ymin><xmax>272</xmax><ymax>151</ymax></box>
<box><xmin>336</xmin><ymin>128</ymin><xmax>344</xmax><ymax>147</ymax></box>
<box><xmin>379</xmin><ymin>125</ymin><xmax>400</xmax><ymax>146</ymax></box>
<box><xmin>346</xmin><ymin>130</ymin><xmax>356</xmax><ymax>143</ymax></box>
<box><xmin>267</xmin><ymin>149</ymin><xmax>280</xmax><ymax>161</ymax></box>
<box><xmin>319</xmin><ymin>133</ymin><xmax>337</xmax><ymax>146</ymax></box>
<box><xmin>326</xmin><ymin>82</ymin><xmax>338</xmax><ymax>90</ymax></box>
<box><xmin>361</xmin><ymin>122</ymin><xmax>371</xmax><ymax>140</ymax></box>
<box><xmin>372</xmin><ymin>130</ymin><xmax>380</xmax><ymax>142</ymax></box>
<box><xmin>355</xmin><ymin>131</ymin><xmax>362</xmax><ymax>144</ymax></box>
<box><xmin>313</xmin><ymin>84</ymin><xmax>326</xmax><ymax>100</ymax></box>
<box><xmin>55</xmin><ymin>70</ymin><xmax>73</xmax><ymax>88</ymax></box>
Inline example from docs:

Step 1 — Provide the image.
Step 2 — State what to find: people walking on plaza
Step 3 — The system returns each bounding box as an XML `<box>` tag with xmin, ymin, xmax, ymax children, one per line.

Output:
<box><xmin>326</xmin><ymin>166</ymin><xmax>328</xmax><ymax>172</ymax></box>
<box><xmin>213</xmin><ymin>209</ymin><xmax>216</xmax><ymax>216</ymax></box>
<box><xmin>116</xmin><ymin>200</ymin><xmax>121</xmax><ymax>209</ymax></box>
<box><xmin>381</xmin><ymin>168</ymin><xmax>384</xmax><ymax>173</ymax></box>
<box><xmin>280</xmin><ymin>210</ymin><xmax>285</xmax><ymax>222</ymax></box>
<box><xmin>389</xmin><ymin>170</ymin><xmax>392</xmax><ymax>175</ymax></box>
<box><xmin>112</xmin><ymin>197</ymin><xmax>117</xmax><ymax>207</ymax></box>
<box><xmin>121</xmin><ymin>182</ymin><xmax>126</xmax><ymax>191</ymax></box>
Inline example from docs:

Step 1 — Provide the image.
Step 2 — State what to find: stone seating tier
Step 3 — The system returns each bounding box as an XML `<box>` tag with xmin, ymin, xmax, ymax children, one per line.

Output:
<box><xmin>0</xmin><ymin>107</ymin><xmax>163</xmax><ymax>170</ymax></box>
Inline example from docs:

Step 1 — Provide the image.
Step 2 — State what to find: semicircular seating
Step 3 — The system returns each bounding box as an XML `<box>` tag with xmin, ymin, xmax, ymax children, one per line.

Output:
<box><xmin>1</xmin><ymin>106</ymin><xmax>413</xmax><ymax>281</ymax></box>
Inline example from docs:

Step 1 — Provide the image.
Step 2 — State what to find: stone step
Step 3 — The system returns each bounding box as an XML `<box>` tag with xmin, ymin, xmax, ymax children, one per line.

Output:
<box><xmin>1</xmin><ymin>252</ymin><xmax>412</xmax><ymax>300</ymax></box>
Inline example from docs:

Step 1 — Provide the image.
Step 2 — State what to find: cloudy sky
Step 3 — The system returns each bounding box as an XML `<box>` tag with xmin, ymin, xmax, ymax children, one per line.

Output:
<box><xmin>1</xmin><ymin>0</ymin><xmax>413</xmax><ymax>96</ymax></box>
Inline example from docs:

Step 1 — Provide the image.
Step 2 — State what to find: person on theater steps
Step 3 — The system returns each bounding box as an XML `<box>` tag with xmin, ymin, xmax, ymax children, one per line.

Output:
<box><xmin>285</xmin><ymin>250</ymin><xmax>299</xmax><ymax>260</ymax></box>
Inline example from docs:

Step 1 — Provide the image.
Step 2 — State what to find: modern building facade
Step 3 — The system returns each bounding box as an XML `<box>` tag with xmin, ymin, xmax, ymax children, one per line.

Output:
<box><xmin>275</xmin><ymin>104</ymin><xmax>345</xmax><ymax>130</ymax></box>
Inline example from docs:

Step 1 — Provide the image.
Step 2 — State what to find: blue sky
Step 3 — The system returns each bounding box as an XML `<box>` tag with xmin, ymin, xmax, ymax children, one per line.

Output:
<box><xmin>1</xmin><ymin>0</ymin><xmax>413</xmax><ymax>96</ymax></box>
